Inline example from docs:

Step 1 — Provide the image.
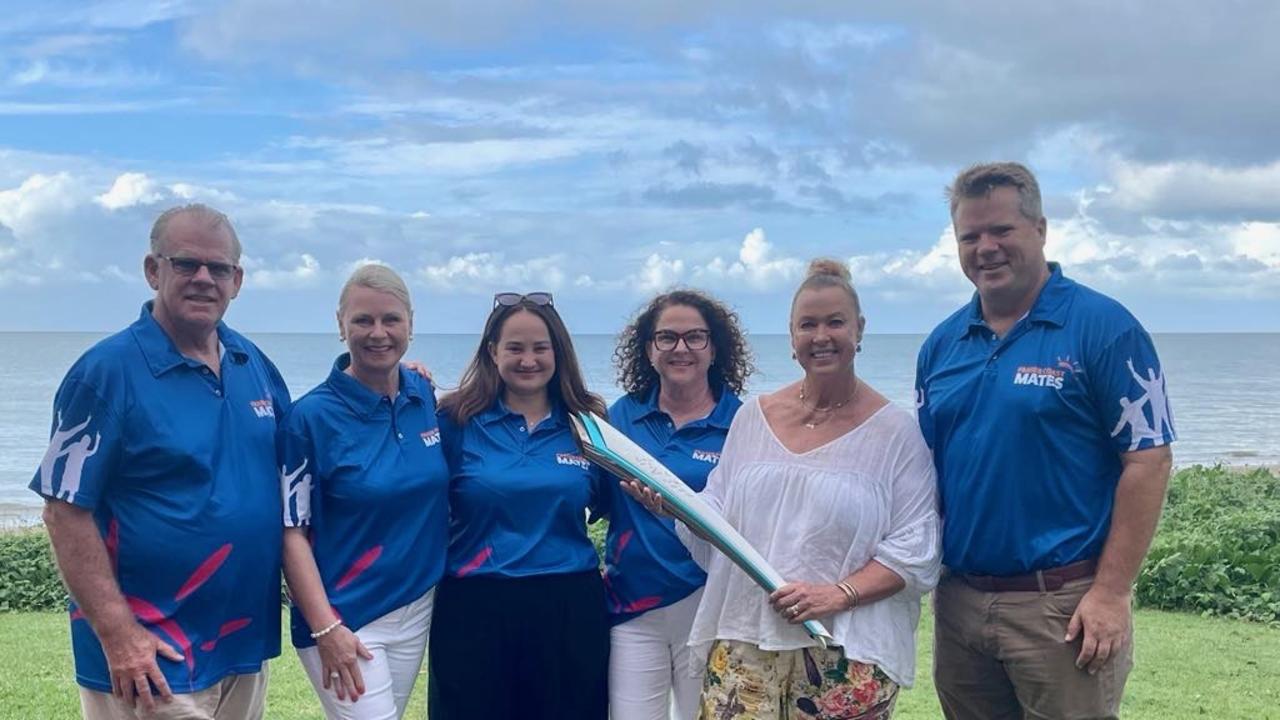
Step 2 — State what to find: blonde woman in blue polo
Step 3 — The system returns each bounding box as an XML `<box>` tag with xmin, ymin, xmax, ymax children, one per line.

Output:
<box><xmin>279</xmin><ymin>264</ymin><xmax>450</xmax><ymax>719</ymax></box>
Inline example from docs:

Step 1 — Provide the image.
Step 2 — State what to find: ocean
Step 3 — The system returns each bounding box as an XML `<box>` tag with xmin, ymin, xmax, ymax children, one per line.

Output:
<box><xmin>3</xmin><ymin>331</ymin><xmax>1277</xmax><ymax>523</ymax></box>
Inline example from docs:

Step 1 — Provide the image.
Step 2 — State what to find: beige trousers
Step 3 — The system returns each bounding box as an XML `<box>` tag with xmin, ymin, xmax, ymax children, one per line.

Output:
<box><xmin>933</xmin><ymin>573</ymin><xmax>1133</xmax><ymax>720</ymax></box>
<box><xmin>79</xmin><ymin>667</ymin><xmax>267</xmax><ymax>720</ymax></box>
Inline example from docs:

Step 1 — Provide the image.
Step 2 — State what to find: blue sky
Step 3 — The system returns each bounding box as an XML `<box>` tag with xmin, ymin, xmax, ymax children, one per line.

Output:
<box><xmin>1</xmin><ymin>0</ymin><xmax>1278</xmax><ymax>334</ymax></box>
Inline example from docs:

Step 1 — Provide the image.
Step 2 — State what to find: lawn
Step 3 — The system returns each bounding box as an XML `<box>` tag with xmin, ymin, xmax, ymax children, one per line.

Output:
<box><xmin>2</xmin><ymin>606</ymin><xmax>1276</xmax><ymax>719</ymax></box>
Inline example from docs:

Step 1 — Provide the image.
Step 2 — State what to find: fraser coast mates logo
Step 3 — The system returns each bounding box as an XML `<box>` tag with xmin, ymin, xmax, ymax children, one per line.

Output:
<box><xmin>691</xmin><ymin>449</ymin><xmax>721</xmax><ymax>464</ymax></box>
<box><xmin>1012</xmin><ymin>364</ymin><xmax>1066</xmax><ymax>389</ymax></box>
<box><xmin>420</xmin><ymin>428</ymin><xmax>441</xmax><ymax>448</ymax></box>
<box><xmin>556</xmin><ymin>452</ymin><xmax>591</xmax><ymax>470</ymax></box>
<box><xmin>249</xmin><ymin>398</ymin><xmax>275</xmax><ymax>419</ymax></box>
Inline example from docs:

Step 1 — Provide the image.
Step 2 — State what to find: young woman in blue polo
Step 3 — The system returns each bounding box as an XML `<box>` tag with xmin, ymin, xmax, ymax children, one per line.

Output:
<box><xmin>604</xmin><ymin>289</ymin><xmax>753</xmax><ymax>720</ymax></box>
<box><xmin>278</xmin><ymin>264</ymin><xmax>449</xmax><ymax>719</ymax></box>
<box><xmin>428</xmin><ymin>292</ymin><xmax>610</xmax><ymax>720</ymax></box>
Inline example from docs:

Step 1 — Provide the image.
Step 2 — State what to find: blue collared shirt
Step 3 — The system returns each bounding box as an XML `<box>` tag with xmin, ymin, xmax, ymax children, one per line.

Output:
<box><xmin>279</xmin><ymin>355</ymin><xmax>450</xmax><ymax>648</ymax></box>
<box><xmin>438</xmin><ymin>399</ymin><xmax>603</xmax><ymax>578</ymax></box>
<box><xmin>602</xmin><ymin>387</ymin><xmax>741</xmax><ymax>624</ymax></box>
<box><xmin>30</xmin><ymin>302</ymin><xmax>290</xmax><ymax>693</ymax></box>
<box><xmin>915</xmin><ymin>263</ymin><xmax>1176</xmax><ymax>575</ymax></box>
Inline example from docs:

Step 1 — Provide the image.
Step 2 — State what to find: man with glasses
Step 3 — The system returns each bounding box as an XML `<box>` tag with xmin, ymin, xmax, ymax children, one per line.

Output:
<box><xmin>33</xmin><ymin>204</ymin><xmax>290</xmax><ymax>719</ymax></box>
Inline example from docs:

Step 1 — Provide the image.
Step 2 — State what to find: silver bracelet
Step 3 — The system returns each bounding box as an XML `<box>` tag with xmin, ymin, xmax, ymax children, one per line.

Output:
<box><xmin>309</xmin><ymin>619</ymin><xmax>343</xmax><ymax>639</ymax></box>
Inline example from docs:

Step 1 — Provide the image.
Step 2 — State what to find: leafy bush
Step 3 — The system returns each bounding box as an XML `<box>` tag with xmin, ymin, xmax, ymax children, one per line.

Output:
<box><xmin>4</xmin><ymin>466</ymin><xmax>1277</xmax><ymax>623</ymax></box>
<box><xmin>0</xmin><ymin>529</ymin><xmax>67</xmax><ymax>612</ymax></box>
<box><xmin>1136</xmin><ymin>465</ymin><xmax>1280</xmax><ymax>623</ymax></box>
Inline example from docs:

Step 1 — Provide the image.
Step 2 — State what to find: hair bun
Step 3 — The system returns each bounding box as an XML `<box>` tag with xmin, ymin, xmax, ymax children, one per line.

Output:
<box><xmin>806</xmin><ymin>258</ymin><xmax>851</xmax><ymax>282</ymax></box>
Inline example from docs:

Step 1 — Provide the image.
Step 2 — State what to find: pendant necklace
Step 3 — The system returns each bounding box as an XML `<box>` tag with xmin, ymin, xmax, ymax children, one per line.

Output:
<box><xmin>799</xmin><ymin>377</ymin><xmax>859</xmax><ymax>429</ymax></box>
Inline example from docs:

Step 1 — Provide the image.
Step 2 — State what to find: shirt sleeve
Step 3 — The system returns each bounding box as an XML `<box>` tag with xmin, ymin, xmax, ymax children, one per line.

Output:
<box><xmin>871</xmin><ymin>423</ymin><xmax>942</xmax><ymax>597</ymax></box>
<box><xmin>261</xmin><ymin>351</ymin><xmax>293</xmax><ymax>426</ymax></box>
<box><xmin>436</xmin><ymin>409</ymin><xmax>464</xmax><ymax>476</ymax></box>
<box><xmin>1091</xmin><ymin>326</ymin><xmax>1177</xmax><ymax>454</ymax></box>
<box><xmin>278</xmin><ymin>421</ymin><xmax>318</xmax><ymax>527</ymax></box>
<box><xmin>913</xmin><ymin>341</ymin><xmax>936</xmax><ymax>451</ymax></box>
<box><xmin>29</xmin><ymin>376</ymin><xmax>120</xmax><ymax>510</ymax></box>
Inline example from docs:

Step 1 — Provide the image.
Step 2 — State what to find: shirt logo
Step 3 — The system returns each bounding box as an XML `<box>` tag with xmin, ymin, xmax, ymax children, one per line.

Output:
<box><xmin>38</xmin><ymin>411</ymin><xmax>101</xmax><ymax>503</ymax></box>
<box><xmin>556</xmin><ymin>452</ymin><xmax>591</xmax><ymax>470</ymax></box>
<box><xmin>249</xmin><ymin>398</ymin><xmax>275</xmax><ymax>419</ymax></box>
<box><xmin>420</xmin><ymin>428</ymin><xmax>441</xmax><ymax>447</ymax></box>
<box><xmin>1012</xmin><ymin>365</ymin><xmax>1065</xmax><ymax>389</ymax></box>
<box><xmin>691</xmin><ymin>449</ymin><xmax>720</xmax><ymax>464</ymax></box>
<box><xmin>1111</xmin><ymin>359</ymin><xmax>1173</xmax><ymax>451</ymax></box>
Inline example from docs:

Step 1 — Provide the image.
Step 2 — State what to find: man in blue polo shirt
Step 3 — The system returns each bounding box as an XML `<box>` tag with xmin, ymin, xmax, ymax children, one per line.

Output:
<box><xmin>915</xmin><ymin>162</ymin><xmax>1174</xmax><ymax>720</ymax></box>
<box><xmin>32</xmin><ymin>204</ymin><xmax>290</xmax><ymax>720</ymax></box>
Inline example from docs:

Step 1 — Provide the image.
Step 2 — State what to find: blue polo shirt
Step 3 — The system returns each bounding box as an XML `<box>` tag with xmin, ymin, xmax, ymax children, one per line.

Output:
<box><xmin>279</xmin><ymin>355</ymin><xmax>450</xmax><ymax>648</ymax></box>
<box><xmin>915</xmin><ymin>263</ymin><xmax>1176</xmax><ymax>576</ymax></box>
<box><xmin>438</xmin><ymin>400</ymin><xmax>602</xmax><ymax>578</ymax></box>
<box><xmin>30</xmin><ymin>303</ymin><xmax>290</xmax><ymax>693</ymax></box>
<box><xmin>602</xmin><ymin>387</ymin><xmax>741</xmax><ymax>624</ymax></box>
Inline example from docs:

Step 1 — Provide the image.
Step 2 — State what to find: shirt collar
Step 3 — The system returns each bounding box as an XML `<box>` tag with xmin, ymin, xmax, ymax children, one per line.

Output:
<box><xmin>477</xmin><ymin>395</ymin><xmax>566</xmax><ymax>430</ymax></box>
<box><xmin>131</xmin><ymin>301</ymin><xmax>248</xmax><ymax>377</ymax></box>
<box><xmin>961</xmin><ymin>262</ymin><xmax>1072</xmax><ymax>338</ymax></box>
<box><xmin>635</xmin><ymin>385</ymin><xmax>739</xmax><ymax>430</ymax></box>
<box><xmin>326</xmin><ymin>353</ymin><xmax>424</xmax><ymax>418</ymax></box>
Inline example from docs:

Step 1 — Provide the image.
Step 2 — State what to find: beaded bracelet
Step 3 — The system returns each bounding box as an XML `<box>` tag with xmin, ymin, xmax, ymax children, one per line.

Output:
<box><xmin>310</xmin><ymin>619</ymin><xmax>343</xmax><ymax>639</ymax></box>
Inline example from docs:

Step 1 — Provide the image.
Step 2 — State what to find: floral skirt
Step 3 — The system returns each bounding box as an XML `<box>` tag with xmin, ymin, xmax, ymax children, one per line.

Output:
<box><xmin>699</xmin><ymin>640</ymin><xmax>898</xmax><ymax>720</ymax></box>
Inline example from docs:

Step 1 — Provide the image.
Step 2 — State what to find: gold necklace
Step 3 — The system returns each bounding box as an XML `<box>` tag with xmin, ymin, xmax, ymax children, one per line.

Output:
<box><xmin>799</xmin><ymin>378</ymin><xmax>859</xmax><ymax>429</ymax></box>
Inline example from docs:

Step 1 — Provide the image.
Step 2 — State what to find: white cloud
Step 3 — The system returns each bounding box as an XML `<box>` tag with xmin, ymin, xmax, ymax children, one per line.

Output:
<box><xmin>0</xmin><ymin>173</ymin><xmax>83</xmax><ymax>235</ymax></box>
<box><xmin>243</xmin><ymin>253</ymin><xmax>323</xmax><ymax>289</ymax></box>
<box><xmin>693</xmin><ymin>228</ymin><xmax>805</xmax><ymax>289</ymax></box>
<box><xmin>1099</xmin><ymin>159</ymin><xmax>1280</xmax><ymax>219</ymax></box>
<box><xmin>636</xmin><ymin>253</ymin><xmax>684</xmax><ymax>293</ymax></box>
<box><xmin>96</xmin><ymin>172</ymin><xmax>163</xmax><ymax>210</ymax></box>
<box><xmin>418</xmin><ymin>252</ymin><xmax>568</xmax><ymax>292</ymax></box>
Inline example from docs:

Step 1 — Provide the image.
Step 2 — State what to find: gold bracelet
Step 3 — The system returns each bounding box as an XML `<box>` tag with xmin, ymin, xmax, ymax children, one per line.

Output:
<box><xmin>309</xmin><ymin>618</ymin><xmax>343</xmax><ymax>639</ymax></box>
<box><xmin>837</xmin><ymin>581</ymin><xmax>861</xmax><ymax>610</ymax></box>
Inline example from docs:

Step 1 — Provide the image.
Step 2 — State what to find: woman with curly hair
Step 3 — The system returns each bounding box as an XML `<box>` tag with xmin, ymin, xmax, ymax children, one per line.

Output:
<box><xmin>605</xmin><ymin>288</ymin><xmax>754</xmax><ymax>720</ymax></box>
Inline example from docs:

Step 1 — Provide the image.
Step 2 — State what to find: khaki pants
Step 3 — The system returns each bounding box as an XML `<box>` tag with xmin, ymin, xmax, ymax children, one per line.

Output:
<box><xmin>79</xmin><ymin>667</ymin><xmax>267</xmax><ymax>720</ymax></box>
<box><xmin>933</xmin><ymin>573</ymin><xmax>1132</xmax><ymax>720</ymax></box>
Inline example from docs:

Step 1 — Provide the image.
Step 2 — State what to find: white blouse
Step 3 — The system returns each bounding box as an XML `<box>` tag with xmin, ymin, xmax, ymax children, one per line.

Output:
<box><xmin>677</xmin><ymin>396</ymin><xmax>940</xmax><ymax>687</ymax></box>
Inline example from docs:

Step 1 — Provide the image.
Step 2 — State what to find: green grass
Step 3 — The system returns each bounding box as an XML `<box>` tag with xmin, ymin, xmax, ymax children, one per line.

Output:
<box><xmin>2</xmin><ymin>606</ymin><xmax>1276</xmax><ymax>719</ymax></box>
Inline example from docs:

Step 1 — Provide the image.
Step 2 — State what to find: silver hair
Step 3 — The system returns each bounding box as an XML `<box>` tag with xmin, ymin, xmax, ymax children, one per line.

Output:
<box><xmin>947</xmin><ymin>162</ymin><xmax>1043</xmax><ymax>222</ymax></box>
<box><xmin>338</xmin><ymin>263</ymin><xmax>413</xmax><ymax>317</ymax></box>
<box><xmin>149</xmin><ymin>204</ymin><xmax>242</xmax><ymax>261</ymax></box>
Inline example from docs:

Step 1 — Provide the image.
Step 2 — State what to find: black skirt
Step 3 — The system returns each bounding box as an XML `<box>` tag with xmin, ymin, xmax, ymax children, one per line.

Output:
<box><xmin>428</xmin><ymin>570</ymin><xmax>609</xmax><ymax>720</ymax></box>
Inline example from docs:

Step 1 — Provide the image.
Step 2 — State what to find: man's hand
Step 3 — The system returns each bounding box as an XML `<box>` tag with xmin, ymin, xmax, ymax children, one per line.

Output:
<box><xmin>101</xmin><ymin>621</ymin><xmax>183</xmax><ymax>710</ymax></box>
<box><xmin>1065</xmin><ymin>585</ymin><xmax>1132</xmax><ymax>674</ymax></box>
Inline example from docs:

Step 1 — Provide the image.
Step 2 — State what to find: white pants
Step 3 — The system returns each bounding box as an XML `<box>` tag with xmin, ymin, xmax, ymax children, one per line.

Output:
<box><xmin>609</xmin><ymin>588</ymin><xmax>702</xmax><ymax>720</ymax></box>
<box><xmin>298</xmin><ymin>589</ymin><xmax>434</xmax><ymax>720</ymax></box>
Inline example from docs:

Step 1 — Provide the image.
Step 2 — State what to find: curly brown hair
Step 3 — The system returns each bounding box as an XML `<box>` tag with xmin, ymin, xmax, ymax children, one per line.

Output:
<box><xmin>614</xmin><ymin>289</ymin><xmax>755</xmax><ymax>398</ymax></box>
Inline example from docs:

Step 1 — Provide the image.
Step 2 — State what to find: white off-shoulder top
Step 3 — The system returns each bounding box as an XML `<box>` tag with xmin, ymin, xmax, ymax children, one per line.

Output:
<box><xmin>676</xmin><ymin>396</ymin><xmax>941</xmax><ymax>687</ymax></box>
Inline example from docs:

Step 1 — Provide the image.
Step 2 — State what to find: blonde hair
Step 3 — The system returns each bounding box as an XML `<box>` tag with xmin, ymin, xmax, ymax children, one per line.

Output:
<box><xmin>791</xmin><ymin>258</ymin><xmax>861</xmax><ymax>315</ymax></box>
<box><xmin>947</xmin><ymin>162</ymin><xmax>1043</xmax><ymax>221</ymax></box>
<box><xmin>338</xmin><ymin>264</ymin><xmax>412</xmax><ymax>317</ymax></box>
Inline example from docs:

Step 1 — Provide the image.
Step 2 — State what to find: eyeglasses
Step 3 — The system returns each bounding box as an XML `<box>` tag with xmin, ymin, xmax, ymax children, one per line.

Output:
<box><xmin>493</xmin><ymin>292</ymin><xmax>554</xmax><ymax>309</ymax></box>
<box><xmin>156</xmin><ymin>254</ymin><xmax>239</xmax><ymax>281</ymax></box>
<box><xmin>652</xmin><ymin>329</ymin><xmax>711</xmax><ymax>351</ymax></box>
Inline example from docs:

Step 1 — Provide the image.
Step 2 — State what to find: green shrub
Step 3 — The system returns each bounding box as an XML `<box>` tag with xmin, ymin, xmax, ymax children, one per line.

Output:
<box><xmin>1136</xmin><ymin>465</ymin><xmax>1280</xmax><ymax>623</ymax></box>
<box><xmin>0</xmin><ymin>529</ymin><xmax>67</xmax><ymax>612</ymax></box>
<box><xmin>4</xmin><ymin>467</ymin><xmax>1277</xmax><ymax>623</ymax></box>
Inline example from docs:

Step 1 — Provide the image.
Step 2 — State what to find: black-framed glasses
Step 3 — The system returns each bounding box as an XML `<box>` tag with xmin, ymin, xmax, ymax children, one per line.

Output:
<box><xmin>156</xmin><ymin>254</ymin><xmax>239</xmax><ymax>281</ymax></box>
<box><xmin>493</xmin><ymin>292</ymin><xmax>554</xmax><ymax>309</ymax></box>
<box><xmin>652</xmin><ymin>329</ymin><xmax>711</xmax><ymax>351</ymax></box>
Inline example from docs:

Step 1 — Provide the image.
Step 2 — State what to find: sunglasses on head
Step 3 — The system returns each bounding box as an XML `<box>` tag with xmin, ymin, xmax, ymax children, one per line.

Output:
<box><xmin>493</xmin><ymin>292</ymin><xmax>554</xmax><ymax>309</ymax></box>
<box><xmin>156</xmin><ymin>254</ymin><xmax>239</xmax><ymax>281</ymax></box>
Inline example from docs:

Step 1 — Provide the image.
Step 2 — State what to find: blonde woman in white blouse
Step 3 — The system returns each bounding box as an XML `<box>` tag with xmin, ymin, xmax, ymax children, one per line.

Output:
<box><xmin>625</xmin><ymin>258</ymin><xmax>940</xmax><ymax>720</ymax></box>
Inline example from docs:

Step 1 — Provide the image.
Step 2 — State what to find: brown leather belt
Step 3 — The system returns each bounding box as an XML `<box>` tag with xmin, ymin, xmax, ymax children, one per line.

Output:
<box><xmin>955</xmin><ymin>558</ymin><xmax>1098</xmax><ymax>592</ymax></box>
